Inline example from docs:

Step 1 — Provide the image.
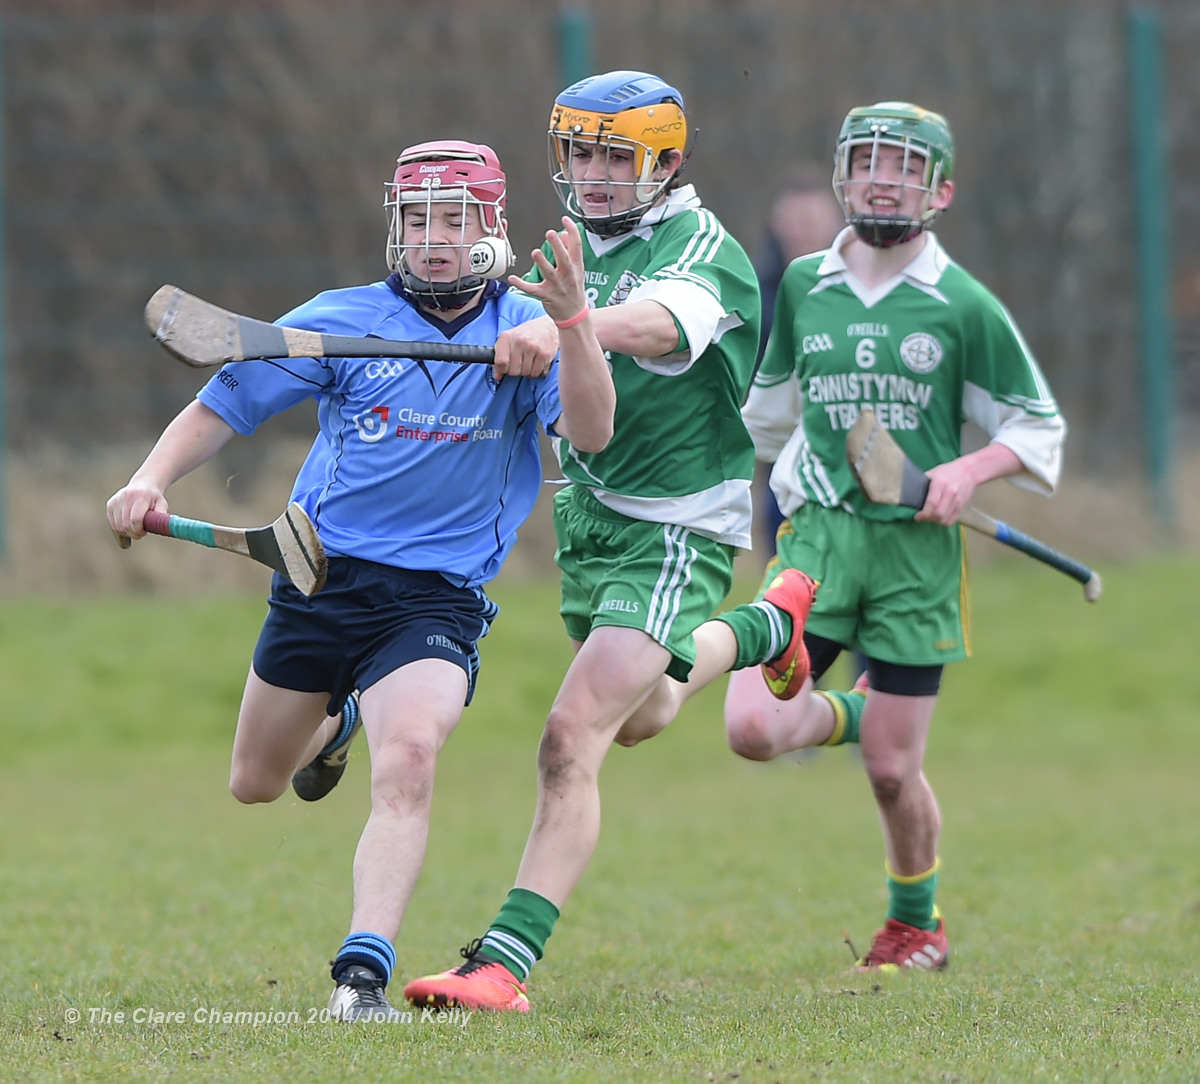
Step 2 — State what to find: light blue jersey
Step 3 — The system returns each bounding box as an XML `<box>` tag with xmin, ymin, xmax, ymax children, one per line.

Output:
<box><xmin>197</xmin><ymin>278</ymin><xmax>561</xmax><ymax>586</ymax></box>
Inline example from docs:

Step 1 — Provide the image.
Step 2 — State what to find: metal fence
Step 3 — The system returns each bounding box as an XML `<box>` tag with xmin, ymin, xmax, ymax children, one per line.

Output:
<box><xmin>5</xmin><ymin>0</ymin><xmax>1199</xmax><ymax>483</ymax></box>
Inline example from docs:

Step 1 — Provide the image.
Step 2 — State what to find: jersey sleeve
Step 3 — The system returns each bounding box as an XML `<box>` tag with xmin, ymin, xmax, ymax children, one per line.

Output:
<box><xmin>742</xmin><ymin>262</ymin><xmax>803</xmax><ymax>460</ymax></box>
<box><xmin>196</xmin><ymin>355</ymin><xmax>332</xmax><ymax>435</ymax></box>
<box><xmin>496</xmin><ymin>290</ymin><xmax>564</xmax><ymax>436</ymax></box>
<box><xmin>622</xmin><ymin>209</ymin><xmax>758</xmax><ymax>376</ymax></box>
<box><xmin>961</xmin><ymin>291</ymin><xmax>1066</xmax><ymax>495</ymax></box>
<box><xmin>194</xmin><ymin>291</ymin><xmax>357</xmax><ymax>433</ymax></box>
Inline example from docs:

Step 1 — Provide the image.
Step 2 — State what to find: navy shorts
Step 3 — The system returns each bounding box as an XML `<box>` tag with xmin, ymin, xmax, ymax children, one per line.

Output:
<box><xmin>251</xmin><ymin>557</ymin><xmax>499</xmax><ymax>716</ymax></box>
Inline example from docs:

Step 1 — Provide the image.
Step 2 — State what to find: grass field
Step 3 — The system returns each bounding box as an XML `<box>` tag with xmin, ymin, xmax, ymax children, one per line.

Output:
<box><xmin>3</xmin><ymin>554</ymin><xmax>1199</xmax><ymax>1083</ymax></box>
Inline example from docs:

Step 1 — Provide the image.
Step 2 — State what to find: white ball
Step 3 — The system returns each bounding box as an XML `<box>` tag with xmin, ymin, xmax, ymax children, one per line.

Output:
<box><xmin>467</xmin><ymin>236</ymin><xmax>512</xmax><ymax>280</ymax></box>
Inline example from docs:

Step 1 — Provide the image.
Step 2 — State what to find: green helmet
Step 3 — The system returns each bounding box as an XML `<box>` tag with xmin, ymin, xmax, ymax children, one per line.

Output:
<box><xmin>833</xmin><ymin>101</ymin><xmax>955</xmax><ymax>247</ymax></box>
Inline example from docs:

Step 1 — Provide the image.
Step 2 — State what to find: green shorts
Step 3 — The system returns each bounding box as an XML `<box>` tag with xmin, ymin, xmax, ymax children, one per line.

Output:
<box><xmin>553</xmin><ymin>485</ymin><xmax>736</xmax><ymax>681</ymax></box>
<box><xmin>761</xmin><ymin>503</ymin><xmax>970</xmax><ymax>666</ymax></box>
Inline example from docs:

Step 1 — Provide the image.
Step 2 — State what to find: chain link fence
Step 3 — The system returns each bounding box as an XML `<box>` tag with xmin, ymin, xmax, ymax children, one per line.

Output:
<box><xmin>2</xmin><ymin>0</ymin><xmax>1198</xmax><ymax>589</ymax></box>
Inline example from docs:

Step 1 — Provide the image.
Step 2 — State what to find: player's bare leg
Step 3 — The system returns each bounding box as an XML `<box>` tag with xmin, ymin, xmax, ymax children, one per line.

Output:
<box><xmin>854</xmin><ymin>690</ymin><xmax>949</xmax><ymax>972</ymax></box>
<box><xmin>327</xmin><ymin>659</ymin><xmax>468</xmax><ymax>1022</ymax></box>
<box><xmin>859</xmin><ymin>691</ymin><xmax>939</xmax><ymax>875</ymax></box>
<box><xmin>613</xmin><ymin>619</ymin><xmax>737</xmax><ymax>745</ymax></box>
<box><xmin>515</xmin><ymin>625</ymin><xmax>673</xmax><ymax>905</ymax></box>
<box><xmin>723</xmin><ymin>665</ymin><xmax>840</xmax><ymax>759</ymax></box>
<box><xmin>228</xmin><ymin>670</ymin><xmax>330</xmax><ymax>803</ymax></box>
<box><xmin>348</xmin><ymin>659</ymin><xmax>468</xmax><ymax>938</ymax></box>
<box><xmin>617</xmin><ymin>571</ymin><xmax>820</xmax><ymax>746</ymax></box>
<box><xmin>404</xmin><ymin>627</ymin><xmax>672</xmax><ymax>1013</ymax></box>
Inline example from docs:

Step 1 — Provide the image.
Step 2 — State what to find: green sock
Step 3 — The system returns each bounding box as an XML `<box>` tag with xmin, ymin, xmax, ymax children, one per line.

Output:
<box><xmin>815</xmin><ymin>686</ymin><xmax>866</xmax><ymax>745</ymax></box>
<box><xmin>887</xmin><ymin>860</ymin><xmax>940</xmax><ymax>931</ymax></box>
<box><xmin>479</xmin><ymin>888</ymin><xmax>560</xmax><ymax>981</ymax></box>
<box><xmin>715</xmin><ymin>601</ymin><xmax>793</xmax><ymax>671</ymax></box>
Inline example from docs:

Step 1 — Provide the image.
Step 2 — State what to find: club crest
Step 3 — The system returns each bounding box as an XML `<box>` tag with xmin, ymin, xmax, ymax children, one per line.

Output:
<box><xmin>899</xmin><ymin>332</ymin><xmax>943</xmax><ymax>374</ymax></box>
<box><xmin>607</xmin><ymin>269</ymin><xmax>643</xmax><ymax>306</ymax></box>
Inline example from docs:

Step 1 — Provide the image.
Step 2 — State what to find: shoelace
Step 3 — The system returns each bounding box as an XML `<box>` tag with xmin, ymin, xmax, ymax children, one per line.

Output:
<box><xmin>342</xmin><ymin>967</ymin><xmax>390</xmax><ymax>1006</ymax></box>
<box><xmin>452</xmin><ymin>937</ymin><xmax>500</xmax><ymax>977</ymax></box>
<box><xmin>862</xmin><ymin>921</ymin><xmax>917</xmax><ymax>964</ymax></box>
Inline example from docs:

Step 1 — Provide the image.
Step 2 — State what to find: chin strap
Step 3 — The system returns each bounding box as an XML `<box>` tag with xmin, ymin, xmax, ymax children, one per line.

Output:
<box><xmin>849</xmin><ymin>214</ymin><xmax>929</xmax><ymax>249</ymax></box>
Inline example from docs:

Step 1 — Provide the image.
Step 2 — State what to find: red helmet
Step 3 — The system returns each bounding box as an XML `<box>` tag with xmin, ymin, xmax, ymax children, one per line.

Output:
<box><xmin>384</xmin><ymin>140</ymin><xmax>514</xmax><ymax>309</ymax></box>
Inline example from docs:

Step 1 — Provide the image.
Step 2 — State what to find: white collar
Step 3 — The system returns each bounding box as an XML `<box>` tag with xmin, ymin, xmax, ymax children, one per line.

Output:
<box><xmin>817</xmin><ymin>227</ymin><xmax>950</xmax><ymax>287</ymax></box>
<box><xmin>583</xmin><ymin>185</ymin><xmax>701</xmax><ymax>254</ymax></box>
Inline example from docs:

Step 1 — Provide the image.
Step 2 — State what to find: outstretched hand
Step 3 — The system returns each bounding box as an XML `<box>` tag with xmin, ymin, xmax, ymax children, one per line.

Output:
<box><xmin>509</xmin><ymin>217</ymin><xmax>590</xmax><ymax>327</ymax></box>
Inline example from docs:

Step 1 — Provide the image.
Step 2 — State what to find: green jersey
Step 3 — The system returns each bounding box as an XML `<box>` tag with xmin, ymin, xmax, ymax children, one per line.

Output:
<box><xmin>540</xmin><ymin>186</ymin><xmax>761</xmax><ymax>548</ymax></box>
<box><xmin>745</xmin><ymin>229</ymin><xmax>1064</xmax><ymax>521</ymax></box>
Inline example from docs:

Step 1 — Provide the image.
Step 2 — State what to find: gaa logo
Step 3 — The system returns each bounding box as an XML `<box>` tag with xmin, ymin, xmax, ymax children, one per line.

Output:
<box><xmin>899</xmin><ymin>332</ymin><xmax>943</xmax><ymax>375</ymax></box>
<box><xmin>365</xmin><ymin>360</ymin><xmax>407</xmax><ymax>379</ymax></box>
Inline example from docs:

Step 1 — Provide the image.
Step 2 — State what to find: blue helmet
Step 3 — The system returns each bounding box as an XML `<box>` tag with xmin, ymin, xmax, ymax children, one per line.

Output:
<box><xmin>548</xmin><ymin>70</ymin><xmax>689</xmax><ymax>237</ymax></box>
<box><xmin>555</xmin><ymin>69</ymin><xmax>686</xmax><ymax>116</ymax></box>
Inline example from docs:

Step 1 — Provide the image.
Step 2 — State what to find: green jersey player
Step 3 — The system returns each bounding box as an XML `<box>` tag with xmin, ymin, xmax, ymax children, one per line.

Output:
<box><xmin>404</xmin><ymin>70</ymin><xmax>822</xmax><ymax>1012</ymax></box>
<box><xmin>726</xmin><ymin>102</ymin><xmax>1066</xmax><ymax>972</ymax></box>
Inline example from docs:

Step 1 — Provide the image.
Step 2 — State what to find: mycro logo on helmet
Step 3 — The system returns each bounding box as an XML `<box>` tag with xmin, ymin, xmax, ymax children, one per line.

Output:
<box><xmin>557</xmin><ymin>110</ymin><xmax>598</xmax><ymax>129</ymax></box>
<box><xmin>641</xmin><ymin>121</ymin><xmax>682</xmax><ymax>135</ymax></box>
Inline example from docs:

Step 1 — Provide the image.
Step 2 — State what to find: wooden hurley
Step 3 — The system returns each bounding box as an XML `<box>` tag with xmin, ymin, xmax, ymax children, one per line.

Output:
<box><xmin>115</xmin><ymin>501</ymin><xmax>328</xmax><ymax>596</ymax></box>
<box><xmin>845</xmin><ymin>408</ymin><xmax>1101</xmax><ymax>602</ymax></box>
<box><xmin>144</xmin><ymin>284</ymin><xmax>497</xmax><ymax>369</ymax></box>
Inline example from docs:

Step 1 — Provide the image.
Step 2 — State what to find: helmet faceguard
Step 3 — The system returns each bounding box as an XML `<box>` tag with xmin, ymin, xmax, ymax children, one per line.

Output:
<box><xmin>833</xmin><ymin>102</ymin><xmax>955</xmax><ymax>248</ymax></box>
<box><xmin>548</xmin><ymin>70</ymin><xmax>688</xmax><ymax>239</ymax></box>
<box><xmin>384</xmin><ymin>140</ymin><xmax>515</xmax><ymax>311</ymax></box>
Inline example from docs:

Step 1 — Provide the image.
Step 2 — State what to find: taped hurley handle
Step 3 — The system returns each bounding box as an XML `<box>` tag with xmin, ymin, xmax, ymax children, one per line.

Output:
<box><xmin>116</xmin><ymin>503</ymin><xmax>328</xmax><ymax>596</ymax></box>
<box><xmin>955</xmin><ymin>505</ymin><xmax>1103</xmax><ymax>602</ymax></box>
<box><xmin>845</xmin><ymin>407</ymin><xmax>1102</xmax><ymax>603</ymax></box>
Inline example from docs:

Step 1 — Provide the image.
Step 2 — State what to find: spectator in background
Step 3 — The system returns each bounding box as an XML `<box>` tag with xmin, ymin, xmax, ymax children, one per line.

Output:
<box><xmin>752</xmin><ymin>164</ymin><xmax>844</xmax><ymax>558</ymax></box>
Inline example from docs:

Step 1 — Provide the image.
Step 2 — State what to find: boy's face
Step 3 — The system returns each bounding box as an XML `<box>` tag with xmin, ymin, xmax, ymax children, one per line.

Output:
<box><xmin>400</xmin><ymin>201</ymin><xmax>487</xmax><ymax>282</ymax></box>
<box><xmin>566</xmin><ymin>139</ymin><xmax>644</xmax><ymax>218</ymax></box>
<box><xmin>844</xmin><ymin>143</ymin><xmax>952</xmax><ymax>220</ymax></box>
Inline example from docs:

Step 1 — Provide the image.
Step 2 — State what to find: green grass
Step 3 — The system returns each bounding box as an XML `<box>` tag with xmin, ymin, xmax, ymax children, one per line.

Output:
<box><xmin>2</xmin><ymin>554</ymin><xmax>1199</xmax><ymax>1082</ymax></box>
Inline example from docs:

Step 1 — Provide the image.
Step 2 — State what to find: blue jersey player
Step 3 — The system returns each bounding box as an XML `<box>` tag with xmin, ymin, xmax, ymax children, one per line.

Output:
<box><xmin>107</xmin><ymin>140</ymin><xmax>615</xmax><ymax>1021</ymax></box>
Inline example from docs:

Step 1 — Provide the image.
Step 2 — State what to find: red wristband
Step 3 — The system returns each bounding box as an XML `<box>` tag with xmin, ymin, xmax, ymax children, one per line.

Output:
<box><xmin>554</xmin><ymin>305</ymin><xmax>590</xmax><ymax>330</ymax></box>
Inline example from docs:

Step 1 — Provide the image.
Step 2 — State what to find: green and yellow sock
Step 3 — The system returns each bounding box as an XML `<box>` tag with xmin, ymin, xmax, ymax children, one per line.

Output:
<box><xmin>815</xmin><ymin>685</ymin><xmax>866</xmax><ymax>745</ymax></box>
<box><xmin>886</xmin><ymin>859</ymin><xmax>941</xmax><ymax>931</ymax></box>
<box><xmin>714</xmin><ymin>601</ymin><xmax>793</xmax><ymax>671</ymax></box>
<box><xmin>479</xmin><ymin>888</ymin><xmax>560</xmax><ymax>981</ymax></box>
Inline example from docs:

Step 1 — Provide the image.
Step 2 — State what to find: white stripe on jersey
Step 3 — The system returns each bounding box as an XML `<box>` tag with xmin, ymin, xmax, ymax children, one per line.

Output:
<box><xmin>798</xmin><ymin>440</ymin><xmax>840</xmax><ymax>507</ymax></box>
<box><xmin>652</xmin><ymin>209</ymin><xmax>724</xmax><ymax>299</ymax></box>
<box><xmin>646</xmin><ymin>525</ymin><xmax>698</xmax><ymax>642</ymax></box>
<box><xmin>994</xmin><ymin>390</ymin><xmax>1060</xmax><ymax>415</ymax></box>
<box><xmin>996</xmin><ymin>300</ymin><xmax>1058</xmax><ymax>406</ymax></box>
<box><xmin>676</xmin><ymin>209</ymin><xmax>725</xmax><ymax>269</ymax></box>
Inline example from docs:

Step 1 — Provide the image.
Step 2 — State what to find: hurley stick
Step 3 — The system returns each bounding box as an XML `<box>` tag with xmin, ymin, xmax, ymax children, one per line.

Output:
<box><xmin>144</xmin><ymin>284</ymin><xmax>496</xmax><ymax>369</ymax></box>
<box><xmin>114</xmin><ymin>502</ymin><xmax>328</xmax><ymax>596</ymax></box>
<box><xmin>846</xmin><ymin>408</ymin><xmax>1101</xmax><ymax>602</ymax></box>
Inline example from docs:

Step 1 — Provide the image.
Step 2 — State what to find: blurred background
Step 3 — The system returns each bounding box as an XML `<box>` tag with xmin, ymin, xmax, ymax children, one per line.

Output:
<box><xmin>2</xmin><ymin>0</ymin><xmax>1197</xmax><ymax>594</ymax></box>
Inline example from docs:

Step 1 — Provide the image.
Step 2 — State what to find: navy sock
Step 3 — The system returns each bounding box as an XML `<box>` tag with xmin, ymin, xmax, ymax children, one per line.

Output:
<box><xmin>322</xmin><ymin>694</ymin><xmax>359</xmax><ymax>756</ymax></box>
<box><xmin>331</xmin><ymin>930</ymin><xmax>395</xmax><ymax>985</ymax></box>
